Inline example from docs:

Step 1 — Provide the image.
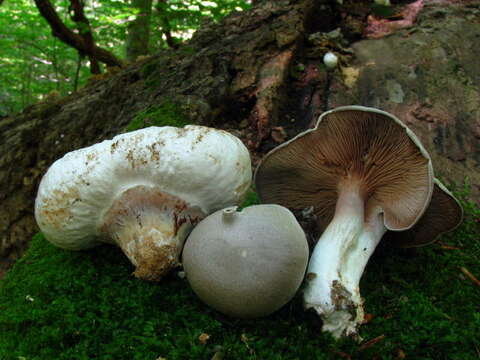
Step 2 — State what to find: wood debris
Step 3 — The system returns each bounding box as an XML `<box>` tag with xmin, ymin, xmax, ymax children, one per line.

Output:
<box><xmin>271</xmin><ymin>126</ymin><xmax>287</xmax><ymax>143</ymax></box>
<box><xmin>396</xmin><ymin>348</ymin><xmax>406</xmax><ymax>359</ymax></box>
<box><xmin>363</xmin><ymin>313</ymin><xmax>374</xmax><ymax>324</ymax></box>
<box><xmin>358</xmin><ymin>334</ymin><xmax>386</xmax><ymax>351</ymax></box>
<box><xmin>439</xmin><ymin>244</ymin><xmax>461</xmax><ymax>250</ymax></box>
<box><xmin>332</xmin><ymin>350</ymin><xmax>352</xmax><ymax>359</ymax></box>
<box><xmin>460</xmin><ymin>266</ymin><xmax>480</xmax><ymax>287</ymax></box>
<box><xmin>198</xmin><ymin>333</ymin><xmax>210</xmax><ymax>345</ymax></box>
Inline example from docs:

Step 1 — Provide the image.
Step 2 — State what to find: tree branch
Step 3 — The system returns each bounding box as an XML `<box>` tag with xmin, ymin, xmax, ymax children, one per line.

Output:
<box><xmin>69</xmin><ymin>0</ymin><xmax>100</xmax><ymax>73</ymax></box>
<box><xmin>157</xmin><ymin>0</ymin><xmax>178</xmax><ymax>49</ymax></box>
<box><xmin>33</xmin><ymin>0</ymin><xmax>123</xmax><ymax>70</ymax></box>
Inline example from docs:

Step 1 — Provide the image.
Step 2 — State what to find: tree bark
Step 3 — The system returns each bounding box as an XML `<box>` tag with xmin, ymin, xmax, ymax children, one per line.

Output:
<box><xmin>1</xmin><ymin>0</ymin><xmax>479</xmax><ymax>274</ymax></box>
<box><xmin>126</xmin><ymin>0</ymin><xmax>153</xmax><ymax>61</ymax></box>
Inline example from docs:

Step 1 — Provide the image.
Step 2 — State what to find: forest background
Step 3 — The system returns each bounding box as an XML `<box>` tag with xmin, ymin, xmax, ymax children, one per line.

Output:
<box><xmin>0</xmin><ymin>0</ymin><xmax>251</xmax><ymax>116</ymax></box>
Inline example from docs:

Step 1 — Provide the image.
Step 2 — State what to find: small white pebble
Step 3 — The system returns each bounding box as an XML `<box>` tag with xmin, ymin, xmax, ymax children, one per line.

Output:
<box><xmin>323</xmin><ymin>52</ymin><xmax>338</xmax><ymax>70</ymax></box>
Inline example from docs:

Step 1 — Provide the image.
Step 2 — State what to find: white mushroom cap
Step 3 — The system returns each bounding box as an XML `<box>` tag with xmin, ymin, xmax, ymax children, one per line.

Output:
<box><xmin>35</xmin><ymin>125</ymin><xmax>252</xmax><ymax>280</ymax></box>
<box><xmin>182</xmin><ymin>204</ymin><xmax>309</xmax><ymax>318</ymax></box>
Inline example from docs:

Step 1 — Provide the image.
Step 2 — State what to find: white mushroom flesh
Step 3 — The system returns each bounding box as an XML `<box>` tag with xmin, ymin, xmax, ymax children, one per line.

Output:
<box><xmin>303</xmin><ymin>179</ymin><xmax>388</xmax><ymax>338</ymax></box>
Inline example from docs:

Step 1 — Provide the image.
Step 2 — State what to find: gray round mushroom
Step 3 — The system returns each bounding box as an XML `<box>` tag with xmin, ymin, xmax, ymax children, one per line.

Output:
<box><xmin>255</xmin><ymin>105</ymin><xmax>434</xmax><ymax>338</ymax></box>
<box><xmin>182</xmin><ymin>204</ymin><xmax>309</xmax><ymax>318</ymax></box>
<box><xmin>35</xmin><ymin>125</ymin><xmax>252</xmax><ymax>281</ymax></box>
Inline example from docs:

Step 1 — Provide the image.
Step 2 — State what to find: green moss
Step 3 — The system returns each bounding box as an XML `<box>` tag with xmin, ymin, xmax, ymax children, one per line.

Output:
<box><xmin>239</xmin><ymin>189</ymin><xmax>260</xmax><ymax>209</ymax></box>
<box><xmin>370</xmin><ymin>4</ymin><xmax>396</xmax><ymax>18</ymax></box>
<box><xmin>179</xmin><ymin>46</ymin><xmax>196</xmax><ymax>56</ymax></box>
<box><xmin>1</xmin><ymin>190</ymin><xmax>479</xmax><ymax>359</ymax></box>
<box><xmin>126</xmin><ymin>101</ymin><xmax>191</xmax><ymax>132</ymax></box>
<box><xmin>140</xmin><ymin>61</ymin><xmax>158</xmax><ymax>80</ymax></box>
<box><xmin>142</xmin><ymin>59</ymin><xmax>170</xmax><ymax>89</ymax></box>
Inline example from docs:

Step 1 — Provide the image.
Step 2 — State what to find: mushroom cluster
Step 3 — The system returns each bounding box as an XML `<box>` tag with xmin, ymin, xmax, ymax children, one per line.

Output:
<box><xmin>34</xmin><ymin>106</ymin><xmax>463</xmax><ymax>333</ymax></box>
<box><xmin>255</xmin><ymin>105</ymin><xmax>462</xmax><ymax>338</ymax></box>
<box><xmin>35</xmin><ymin>125</ymin><xmax>252</xmax><ymax>281</ymax></box>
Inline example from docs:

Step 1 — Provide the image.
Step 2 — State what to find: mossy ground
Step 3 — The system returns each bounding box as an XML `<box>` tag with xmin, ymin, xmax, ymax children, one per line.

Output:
<box><xmin>1</xmin><ymin>188</ymin><xmax>478</xmax><ymax>360</ymax></box>
<box><xmin>125</xmin><ymin>101</ymin><xmax>190</xmax><ymax>132</ymax></box>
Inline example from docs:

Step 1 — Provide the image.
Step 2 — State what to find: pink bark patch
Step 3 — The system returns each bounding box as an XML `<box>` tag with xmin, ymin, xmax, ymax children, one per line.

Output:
<box><xmin>248</xmin><ymin>49</ymin><xmax>294</xmax><ymax>147</ymax></box>
<box><xmin>256</xmin><ymin>50</ymin><xmax>294</xmax><ymax>92</ymax></box>
<box><xmin>365</xmin><ymin>0</ymin><xmax>424</xmax><ymax>39</ymax></box>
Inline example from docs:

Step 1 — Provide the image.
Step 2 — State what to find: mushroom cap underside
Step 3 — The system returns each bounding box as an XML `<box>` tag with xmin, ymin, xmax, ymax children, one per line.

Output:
<box><xmin>385</xmin><ymin>178</ymin><xmax>463</xmax><ymax>248</ymax></box>
<box><xmin>255</xmin><ymin>105</ymin><xmax>434</xmax><ymax>232</ymax></box>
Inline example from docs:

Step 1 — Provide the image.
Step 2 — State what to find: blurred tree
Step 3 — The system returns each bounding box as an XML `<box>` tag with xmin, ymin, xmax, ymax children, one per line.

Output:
<box><xmin>33</xmin><ymin>0</ymin><xmax>122</xmax><ymax>73</ymax></box>
<box><xmin>126</xmin><ymin>0</ymin><xmax>152</xmax><ymax>61</ymax></box>
<box><xmin>0</xmin><ymin>0</ymin><xmax>250</xmax><ymax>116</ymax></box>
<box><xmin>156</xmin><ymin>0</ymin><xmax>178</xmax><ymax>49</ymax></box>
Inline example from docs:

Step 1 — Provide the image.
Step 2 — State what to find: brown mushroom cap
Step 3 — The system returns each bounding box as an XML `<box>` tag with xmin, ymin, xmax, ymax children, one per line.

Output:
<box><xmin>255</xmin><ymin>105</ymin><xmax>434</xmax><ymax>231</ymax></box>
<box><xmin>385</xmin><ymin>178</ymin><xmax>463</xmax><ymax>248</ymax></box>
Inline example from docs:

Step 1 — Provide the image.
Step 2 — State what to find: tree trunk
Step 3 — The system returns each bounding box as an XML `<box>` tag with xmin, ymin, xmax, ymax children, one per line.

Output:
<box><xmin>1</xmin><ymin>0</ymin><xmax>479</xmax><ymax>274</ymax></box>
<box><xmin>126</xmin><ymin>0</ymin><xmax>153</xmax><ymax>61</ymax></box>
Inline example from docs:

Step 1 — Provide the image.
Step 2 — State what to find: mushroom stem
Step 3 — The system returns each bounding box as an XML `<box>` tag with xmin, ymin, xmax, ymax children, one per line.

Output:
<box><xmin>303</xmin><ymin>180</ymin><xmax>364</xmax><ymax>337</ymax></box>
<box><xmin>341</xmin><ymin>213</ymin><xmax>386</xmax><ymax>291</ymax></box>
<box><xmin>303</xmin><ymin>182</ymin><xmax>387</xmax><ymax>339</ymax></box>
<box><xmin>222</xmin><ymin>206</ymin><xmax>238</xmax><ymax>221</ymax></box>
<box><xmin>100</xmin><ymin>186</ymin><xmax>205</xmax><ymax>281</ymax></box>
<box><xmin>111</xmin><ymin>211</ymin><xmax>193</xmax><ymax>281</ymax></box>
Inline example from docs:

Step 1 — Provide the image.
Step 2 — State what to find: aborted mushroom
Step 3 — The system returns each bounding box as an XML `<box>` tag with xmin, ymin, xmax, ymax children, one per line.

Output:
<box><xmin>385</xmin><ymin>178</ymin><xmax>463</xmax><ymax>248</ymax></box>
<box><xmin>182</xmin><ymin>204</ymin><xmax>309</xmax><ymax>318</ymax></box>
<box><xmin>255</xmin><ymin>105</ymin><xmax>434</xmax><ymax>338</ymax></box>
<box><xmin>35</xmin><ymin>125</ymin><xmax>252</xmax><ymax>281</ymax></box>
